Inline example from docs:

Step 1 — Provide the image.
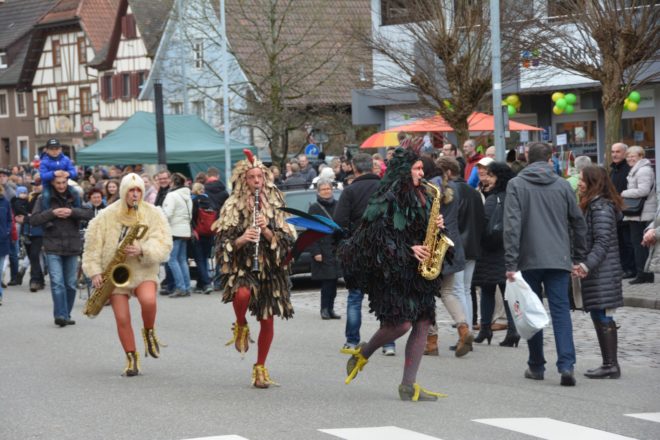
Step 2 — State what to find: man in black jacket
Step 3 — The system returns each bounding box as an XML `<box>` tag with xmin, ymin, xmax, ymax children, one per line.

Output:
<box><xmin>609</xmin><ymin>143</ymin><xmax>635</xmax><ymax>278</ymax></box>
<box><xmin>334</xmin><ymin>153</ymin><xmax>396</xmax><ymax>355</ymax></box>
<box><xmin>31</xmin><ymin>175</ymin><xmax>92</xmax><ymax>327</ymax></box>
<box><xmin>204</xmin><ymin>167</ymin><xmax>229</xmax><ymax>211</ymax></box>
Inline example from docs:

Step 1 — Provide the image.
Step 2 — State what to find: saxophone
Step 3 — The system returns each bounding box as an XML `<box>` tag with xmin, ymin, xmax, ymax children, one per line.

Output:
<box><xmin>83</xmin><ymin>208</ymin><xmax>148</xmax><ymax>317</ymax></box>
<box><xmin>418</xmin><ymin>179</ymin><xmax>454</xmax><ymax>281</ymax></box>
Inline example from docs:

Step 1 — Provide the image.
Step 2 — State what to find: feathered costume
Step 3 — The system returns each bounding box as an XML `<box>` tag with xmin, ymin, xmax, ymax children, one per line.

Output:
<box><xmin>338</xmin><ymin>147</ymin><xmax>442</xmax><ymax>325</ymax></box>
<box><xmin>214</xmin><ymin>151</ymin><xmax>297</xmax><ymax>319</ymax></box>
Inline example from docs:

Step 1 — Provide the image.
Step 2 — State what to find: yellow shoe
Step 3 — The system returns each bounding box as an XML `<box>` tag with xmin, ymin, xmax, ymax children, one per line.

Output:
<box><xmin>345</xmin><ymin>343</ymin><xmax>368</xmax><ymax>384</ymax></box>
<box><xmin>142</xmin><ymin>327</ymin><xmax>163</xmax><ymax>358</ymax></box>
<box><xmin>252</xmin><ymin>364</ymin><xmax>279</xmax><ymax>388</ymax></box>
<box><xmin>398</xmin><ymin>383</ymin><xmax>447</xmax><ymax>401</ymax></box>
<box><xmin>225</xmin><ymin>322</ymin><xmax>251</xmax><ymax>357</ymax></box>
<box><xmin>123</xmin><ymin>351</ymin><xmax>141</xmax><ymax>377</ymax></box>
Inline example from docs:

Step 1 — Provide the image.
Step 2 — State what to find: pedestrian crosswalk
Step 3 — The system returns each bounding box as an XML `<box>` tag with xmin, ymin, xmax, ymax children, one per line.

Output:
<box><xmin>181</xmin><ymin>412</ymin><xmax>660</xmax><ymax>440</ymax></box>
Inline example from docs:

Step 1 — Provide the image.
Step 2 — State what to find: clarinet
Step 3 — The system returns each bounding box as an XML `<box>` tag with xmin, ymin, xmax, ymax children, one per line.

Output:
<box><xmin>251</xmin><ymin>189</ymin><xmax>260</xmax><ymax>273</ymax></box>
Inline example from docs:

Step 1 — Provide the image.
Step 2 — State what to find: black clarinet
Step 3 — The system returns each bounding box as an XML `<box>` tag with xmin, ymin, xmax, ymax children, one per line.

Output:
<box><xmin>251</xmin><ymin>189</ymin><xmax>260</xmax><ymax>272</ymax></box>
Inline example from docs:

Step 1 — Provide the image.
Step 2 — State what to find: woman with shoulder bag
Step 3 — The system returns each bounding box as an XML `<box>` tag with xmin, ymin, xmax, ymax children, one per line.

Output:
<box><xmin>473</xmin><ymin>162</ymin><xmax>519</xmax><ymax>347</ymax></box>
<box><xmin>573</xmin><ymin>165</ymin><xmax>624</xmax><ymax>379</ymax></box>
<box><xmin>620</xmin><ymin>146</ymin><xmax>656</xmax><ymax>284</ymax></box>
<box><xmin>308</xmin><ymin>178</ymin><xmax>342</xmax><ymax>319</ymax></box>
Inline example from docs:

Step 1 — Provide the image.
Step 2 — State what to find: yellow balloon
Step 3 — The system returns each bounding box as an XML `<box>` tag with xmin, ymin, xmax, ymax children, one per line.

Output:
<box><xmin>553</xmin><ymin>105</ymin><xmax>563</xmax><ymax>115</ymax></box>
<box><xmin>552</xmin><ymin>92</ymin><xmax>565</xmax><ymax>103</ymax></box>
<box><xmin>506</xmin><ymin>95</ymin><xmax>519</xmax><ymax>105</ymax></box>
<box><xmin>627</xmin><ymin>102</ymin><xmax>638</xmax><ymax>112</ymax></box>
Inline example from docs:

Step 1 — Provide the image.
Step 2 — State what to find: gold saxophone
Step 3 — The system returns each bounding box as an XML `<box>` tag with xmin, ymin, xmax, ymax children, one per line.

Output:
<box><xmin>83</xmin><ymin>208</ymin><xmax>148</xmax><ymax>318</ymax></box>
<box><xmin>418</xmin><ymin>179</ymin><xmax>454</xmax><ymax>281</ymax></box>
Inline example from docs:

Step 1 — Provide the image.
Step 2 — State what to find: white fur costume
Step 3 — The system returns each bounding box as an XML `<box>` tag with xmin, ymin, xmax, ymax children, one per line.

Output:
<box><xmin>82</xmin><ymin>173</ymin><xmax>173</xmax><ymax>294</ymax></box>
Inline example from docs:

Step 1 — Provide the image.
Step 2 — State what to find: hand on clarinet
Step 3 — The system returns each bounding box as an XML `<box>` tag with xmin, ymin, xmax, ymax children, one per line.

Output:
<box><xmin>241</xmin><ymin>227</ymin><xmax>260</xmax><ymax>243</ymax></box>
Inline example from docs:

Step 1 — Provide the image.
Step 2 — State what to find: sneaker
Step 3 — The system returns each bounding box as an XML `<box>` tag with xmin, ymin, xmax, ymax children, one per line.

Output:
<box><xmin>382</xmin><ymin>346</ymin><xmax>396</xmax><ymax>356</ymax></box>
<box><xmin>203</xmin><ymin>286</ymin><xmax>213</xmax><ymax>295</ymax></box>
<box><xmin>169</xmin><ymin>290</ymin><xmax>186</xmax><ymax>298</ymax></box>
<box><xmin>159</xmin><ymin>289</ymin><xmax>172</xmax><ymax>296</ymax></box>
<box><xmin>560</xmin><ymin>370</ymin><xmax>576</xmax><ymax>386</ymax></box>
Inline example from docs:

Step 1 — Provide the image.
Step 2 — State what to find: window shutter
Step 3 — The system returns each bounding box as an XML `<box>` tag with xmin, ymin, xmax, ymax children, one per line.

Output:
<box><xmin>131</xmin><ymin>72</ymin><xmax>139</xmax><ymax>98</ymax></box>
<box><xmin>101</xmin><ymin>76</ymin><xmax>108</xmax><ymax>101</ymax></box>
<box><xmin>121</xmin><ymin>16</ymin><xmax>127</xmax><ymax>38</ymax></box>
<box><xmin>112</xmin><ymin>74</ymin><xmax>121</xmax><ymax>100</ymax></box>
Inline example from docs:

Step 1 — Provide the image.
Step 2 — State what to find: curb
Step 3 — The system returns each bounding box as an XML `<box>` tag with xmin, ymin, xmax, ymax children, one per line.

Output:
<box><xmin>624</xmin><ymin>296</ymin><xmax>660</xmax><ymax>310</ymax></box>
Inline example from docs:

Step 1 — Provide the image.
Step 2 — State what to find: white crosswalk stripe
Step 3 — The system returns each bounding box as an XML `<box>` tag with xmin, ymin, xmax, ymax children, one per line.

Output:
<box><xmin>182</xmin><ymin>436</ymin><xmax>249</xmax><ymax>440</ymax></box>
<box><xmin>473</xmin><ymin>417</ymin><xmax>638</xmax><ymax>440</ymax></box>
<box><xmin>318</xmin><ymin>426</ymin><xmax>443</xmax><ymax>440</ymax></box>
<box><xmin>624</xmin><ymin>413</ymin><xmax>660</xmax><ymax>423</ymax></box>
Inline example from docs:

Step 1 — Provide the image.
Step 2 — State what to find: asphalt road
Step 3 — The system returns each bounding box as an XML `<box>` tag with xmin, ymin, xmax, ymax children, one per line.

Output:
<box><xmin>1</xmin><ymin>277</ymin><xmax>659</xmax><ymax>440</ymax></box>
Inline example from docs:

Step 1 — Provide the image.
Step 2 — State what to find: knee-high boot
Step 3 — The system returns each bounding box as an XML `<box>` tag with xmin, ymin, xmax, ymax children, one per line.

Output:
<box><xmin>585</xmin><ymin>320</ymin><xmax>621</xmax><ymax>379</ymax></box>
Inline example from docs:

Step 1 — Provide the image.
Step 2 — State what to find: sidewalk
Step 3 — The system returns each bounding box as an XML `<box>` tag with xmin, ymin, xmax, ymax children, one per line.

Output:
<box><xmin>623</xmin><ymin>280</ymin><xmax>660</xmax><ymax>310</ymax></box>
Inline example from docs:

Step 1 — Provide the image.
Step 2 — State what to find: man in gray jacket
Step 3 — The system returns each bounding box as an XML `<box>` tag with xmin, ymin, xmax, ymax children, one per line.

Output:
<box><xmin>504</xmin><ymin>142</ymin><xmax>587</xmax><ymax>386</ymax></box>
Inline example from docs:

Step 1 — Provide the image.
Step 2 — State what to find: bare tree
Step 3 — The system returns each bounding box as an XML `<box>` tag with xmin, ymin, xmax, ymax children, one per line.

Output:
<box><xmin>519</xmin><ymin>0</ymin><xmax>659</xmax><ymax>163</ymax></box>
<box><xmin>179</xmin><ymin>0</ymin><xmax>368</xmax><ymax>167</ymax></box>
<box><xmin>353</xmin><ymin>0</ymin><xmax>525</xmax><ymax>149</ymax></box>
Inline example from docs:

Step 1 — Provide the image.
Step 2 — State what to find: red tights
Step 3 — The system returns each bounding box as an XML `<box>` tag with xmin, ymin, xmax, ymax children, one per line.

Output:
<box><xmin>110</xmin><ymin>281</ymin><xmax>157</xmax><ymax>353</ymax></box>
<box><xmin>233</xmin><ymin>286</ymin><xmax>274</xmax><ymax>365</ymax></box>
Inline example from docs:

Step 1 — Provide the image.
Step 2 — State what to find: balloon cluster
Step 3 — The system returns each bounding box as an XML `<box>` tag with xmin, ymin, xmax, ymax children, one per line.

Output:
<box><xmin>551</xmin><ymin>92</ymin><xmax>576</xmax><ymax>115</ymax></box>
<box><xmin>624</xmin><ymin>91</ymin><xmax>641</xmax><ymax>112</ymax></box>
<box><xmin>501</xmin><ymin>95</ymin><xmax>520</xmax><ymax>116</ymax></box>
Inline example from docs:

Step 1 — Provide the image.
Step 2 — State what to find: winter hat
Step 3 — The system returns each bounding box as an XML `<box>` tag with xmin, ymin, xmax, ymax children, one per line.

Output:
<box><xmin>16</xmin><ymin>186</ymin><xmax>28</xmax><ymax>195</ymax></box>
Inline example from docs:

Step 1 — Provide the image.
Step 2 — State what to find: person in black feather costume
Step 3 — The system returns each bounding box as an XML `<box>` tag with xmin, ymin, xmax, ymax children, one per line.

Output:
<box><xmin>338</xmin><ymin>142</ymin><xmax>448</xmax><ymax>401</ymax></box>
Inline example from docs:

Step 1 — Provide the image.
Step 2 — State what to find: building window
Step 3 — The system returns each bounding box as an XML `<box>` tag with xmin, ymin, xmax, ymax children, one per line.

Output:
<box><xmin>52</xmin><ymin>40</ymin><xmax>61</xmax><ymax>67</ymax></box>
<box><xmin>555</xmin><ymin>120</ymin><xmax>598</xmax><ymax>162</ymax></box>
<box><xmin>194</xmin><ymin>40</ymin><xmax>204</xmax><ymax>69</ymax></box>
<box><xmin>192</xmin><ymin>100</ymin><xmax>205</xmax><ymax>119</ymax></box>
<box><xmin>621</xmin><ymin>117</ymin><xmax>655</xmax><ymax>162</ymax></box>
<box><xmin>0</xmin><ymin>91</ymin><xmax>8</xmax><ymax>117</ymax></box>
<box><xmin>0</xmin><ymin>52</ymin><xmax>7</xmax><ymax>69</ymax></box>
<box><xmin>80</xmin><ymin>87</ymin><xmax>92</xmax><ymax>115</ymax></box>
<box><xmin>17</xmin><ymin>136</ymin><xmax>30</xmax><ymax>164</ymax></box>
<box><xmin>137</xmin><ymin>71</ymin><xmax>146</xmax><ymax>94</ymax></box>
<box><xmin>171</xmin><ymin>101</ymin><xmax>183</xmax><ymax>115</ymax></box>
<box><xmin>57</xmin><ymin>90</ymin><xmax>69</xmax><ymax>113</ymax></box>
<box><xmin>77</xmin><ymin>37</ymin><xmax>87</xmax><ymax>64</ymax></box>
<box><xmin>15</xmin><ymin>92</ymin><xmax>26</xmax><ymax>116</ymax></box>
<box><xmin>381</xmin><ymin>0</ymin><xmax>412</xmax><ymax>25</ymax></box>
<box><xmin>122</xmin><ymin>73</ymin><xmax>131</xmax><ymax>99</ymax></box>
<box><xmin>122</xmin><ymin>14</ymin><xmax>138</xmax><ymax>39</ymax></box>
<box><xmin>102</xmin><ymin>75</ymin><xmax>113</xmax><ymax>101</ymax></box>
<box><xmin>37</xmin><ymin>91</ymin><xmax>49</xmax><ymax>118</ymax></box>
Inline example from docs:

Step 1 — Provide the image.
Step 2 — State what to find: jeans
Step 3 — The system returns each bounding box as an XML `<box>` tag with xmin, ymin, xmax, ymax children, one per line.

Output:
<box><xmin>27</xmin><ymin>236</ymin><xmax>45</xmax><ymax>284</ymax></box>
<box><xmin>590</xmin><ymin>309</ymin><xmax>614</xmax><ymax>324</ymax></box>
<box><xmin>46</xmin><ymin>254</ymin><xmax>78</xmax><ymax>319</ymax></box>
<box><xmin>617</xmin><ymin>222</ymin><xmax>636</xmax><ymax>273</ymax></box>
<box><xmin>192</xmin><ymin>235</ymin><xmax>213</xmax><ymax>288</ymax></box>
<box><xmin>456</xmin><ymin>260</ymin><xmax>476</xmax><ymax>330</ymax></box>
<box><xmin>168</xmin><ymin>238</ymin><xmax>191</xmax><ymax>292</ymax></box>
<box><xmin>345</xmin><ymin>288</ymin><xmax>394</xmax><ymax>350</ymax></box>
<box><xmin>9</xmin><ymin>239</ymin><xmax>18</xmax><ymax>280</ymax></box>
<box><xmin>521</xmin><ymin>269</ymin><xmax>575</xmax><ymax>373</ymax></box>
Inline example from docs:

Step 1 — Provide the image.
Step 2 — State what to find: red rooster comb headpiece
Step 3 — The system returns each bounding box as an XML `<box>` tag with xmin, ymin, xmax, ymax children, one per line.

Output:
<box><xmin>243</xmin><ymin>148</ymin><xmax>255</xmax><ymax>165</ymax></box>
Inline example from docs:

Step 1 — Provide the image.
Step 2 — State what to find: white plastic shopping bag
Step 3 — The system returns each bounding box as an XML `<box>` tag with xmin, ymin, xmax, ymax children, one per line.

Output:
<box><xmin>505</xmin><ymin>271</ymin><xmax>550</xmax><ymax>340</ymax></box>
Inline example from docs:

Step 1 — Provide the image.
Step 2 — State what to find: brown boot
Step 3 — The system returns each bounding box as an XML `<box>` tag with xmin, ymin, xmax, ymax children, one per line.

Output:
<box><xmin>455</xmin><ymin>323</ymin><xmax>474</xmax><ymax>358</ymax></box>
<box><xmin>424</xmin><ymin>334</ymin><xmax>439</xmax><ymax>356</ymax></box>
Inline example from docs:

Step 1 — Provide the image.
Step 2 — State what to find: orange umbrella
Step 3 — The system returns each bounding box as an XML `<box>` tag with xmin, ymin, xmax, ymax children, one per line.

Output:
<box><xmin>384</xmin><ymin>112</ymin><xmax>543</xmax><ymax>133</ymax></box>
<box><xmin>359</xmin><ymin>131</ymin><xmax>400</xmax><ymax>149</ymax></box>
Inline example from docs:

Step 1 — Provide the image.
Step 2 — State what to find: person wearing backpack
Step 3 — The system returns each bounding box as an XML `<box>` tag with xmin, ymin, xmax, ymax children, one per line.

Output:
<box><xmin>191</xmin><ymin>183</ymin><xmax>216</xmax><ymax>294</ymax></box>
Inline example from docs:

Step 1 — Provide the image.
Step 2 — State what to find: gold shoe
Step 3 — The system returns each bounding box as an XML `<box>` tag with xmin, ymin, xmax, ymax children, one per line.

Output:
<box><xmin>123</xmin><ymin>351</ymin><xmax>141</xmax><ymax>377</ymax></box>
<box><xmin>225</xmin><ymin>322</ymin><xmax>252</xmax><ymax>357</ymax></box>
<box><xmin>252</xmin><ymin>364</ymin><xmax>279</xmax><ymax>388</ymax></box>
<box><xmin>345</xmin><ymin>343</ymin><xmax>368</xmax><ymax>384</ymax></box>
<box><xmin>142</xmin><ymin>328</ymin><xmax>162</xmax><ymax>358</ymax></box>
<box><xmin>398</xmin><ymin>383</ymin><xmax>447</xmax><ymax>401</ymax></box>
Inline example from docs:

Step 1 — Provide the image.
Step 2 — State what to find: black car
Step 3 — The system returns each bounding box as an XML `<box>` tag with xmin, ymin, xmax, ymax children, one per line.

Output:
<box><xmin>283</xmin><ymin>187</ymin><xmax>342</xmax><ymax>275</ymax></box>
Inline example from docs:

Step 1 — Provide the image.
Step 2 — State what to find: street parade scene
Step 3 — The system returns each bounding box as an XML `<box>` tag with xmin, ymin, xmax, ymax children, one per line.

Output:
<box><xmin>0</xmin><ymin>1</ymin><xmax>659</xmax><ymax>440</ymax></box>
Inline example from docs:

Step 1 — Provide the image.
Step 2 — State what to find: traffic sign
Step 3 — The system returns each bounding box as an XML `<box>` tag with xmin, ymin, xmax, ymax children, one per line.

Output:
<box><xmin>304</xmin><ymin>143</ymin><xmax>319</xmax><ymax>157</ymax></box>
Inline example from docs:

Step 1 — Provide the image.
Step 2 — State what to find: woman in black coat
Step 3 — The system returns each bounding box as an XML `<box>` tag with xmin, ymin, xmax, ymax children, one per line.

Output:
<box><xmin>308</xmin><ymin>178</ymin><xmax>342</xmax><ymax>319</ymax></box>
<box><xmin>472</xmin><ymin>162</ymin><xmax>519</xmax><ymax>347</ymax></box>
<box><xmin>574</xmin><ymin>165</ymin><xmax>624</xmax><ymax>379</ymax></box>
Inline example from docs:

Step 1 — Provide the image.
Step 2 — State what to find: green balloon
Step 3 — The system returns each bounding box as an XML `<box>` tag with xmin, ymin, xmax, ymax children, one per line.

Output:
<box><xmin>507</xmin><ymin>105</ymin><xmax>516</xmax><ymax>116</ymax></box>
<box><xmin>565</xmin><ymin>104</ymin><xmax>575</xmax><ymax>114</ymax></box>
<box><xmin>629</xmin><ymin>91</ymin><xmax>641</xmax><ymax>104</ymax></box>
<box><xmin>565</xmin><ymin>93</ymin><xmax>577</xmax><ymax>105</ymax></box>
<box><xmin>556</xmin><ymin>98</ymin><xmax>567</xmax><ymax>110</ymax></box>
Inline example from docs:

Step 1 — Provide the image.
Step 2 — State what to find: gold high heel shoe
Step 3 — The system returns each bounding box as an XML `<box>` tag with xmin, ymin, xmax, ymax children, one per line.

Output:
<box><xmin>398</xmin><ymin>383</ymin><xmax>447</xmax><ymax>401</ymax></box>
<box><xmin>142</xmin><ymin>327</ymin><xmax>163</xmax><ymax>358</ymax></box>
<box><xmin>123</xmin><ymin>351</ymin><xmax>141</xmax><ymax>377</ymax></box>
<box><xmin>225</xmin><ymin>322</ymin><xmax>252</xmax><ymax>357</ymax></box>
<box><xmin>252</xmin><ymin>364</ymin><xmax>279</xmax><ymax>388</ymax></box>
<box><xmin>344</xmin><ymin>343</ymin><xmax>368</xmax><ymax>384</ymax></box>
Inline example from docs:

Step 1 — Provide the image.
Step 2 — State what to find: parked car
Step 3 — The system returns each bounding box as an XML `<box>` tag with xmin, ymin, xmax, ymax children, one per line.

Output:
<box><xmin>283</xmin><ymin>187</ymin><xmax>342</xmax><ymax>275</ymax></box>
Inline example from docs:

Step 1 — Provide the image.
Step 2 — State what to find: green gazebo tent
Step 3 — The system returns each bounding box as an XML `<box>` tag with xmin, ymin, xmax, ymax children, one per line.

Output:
<box><xmin>76</xmin><ymin>111</ymin><xmax>255</xmax><ymax>177</ymax></box>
